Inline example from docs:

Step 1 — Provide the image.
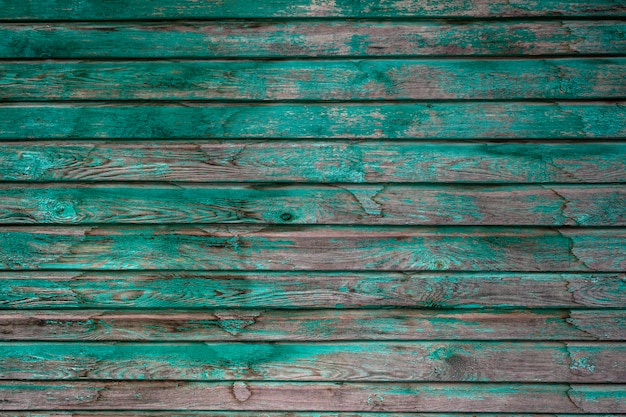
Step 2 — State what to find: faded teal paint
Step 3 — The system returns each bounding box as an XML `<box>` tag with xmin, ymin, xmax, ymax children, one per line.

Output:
<box><xmin>2</xmin><ymin>0</ymin><xmax>624</xmax><ymax>20</ymax></box>
<box><xmin>1</xmin><ymin>0</ymin><xmax>625</xmax><ymax>413</ymax></box>
<box><xmin>0</xmin><ymin>141</ymin><xmax>624</xmax><ymax>183</ymax></box>
<box><xmin>2</xmin><ymin>59</ymin><xmax>625</xmax><ymax>100</ymax></box>
<box><xmin>2</xmin><ymin>102</ymin><xmax>625</xmax><ymax>139</ymax></box>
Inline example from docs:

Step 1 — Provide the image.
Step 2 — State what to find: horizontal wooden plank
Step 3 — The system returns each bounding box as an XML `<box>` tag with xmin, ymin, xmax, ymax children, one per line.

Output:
<box><xmin>1</xmin><ymin>141</ymin><xmax>624</xmax><ymax>183</ymax></box>
<box><xmin>3</xmin><ymin>59</ymin><xmax>625</xmax><ymax>101</ymax></box>
<box><xmin>3</xmin><ymin>414</ymin><xmax>626</xmax><ymax>417</ymax></box>
<box><xmin>3</xmin><ymin>102</ymin><xmax>626</xmax><ymax>139</ymax></box>
<box><xmin>0</xmin><ymin>381</ymin><xmax>624</xmax><ymax>412</ymax></box>
<box><xmin>0</xmin><ymin>226</ymin><xmax>624</xmax><ymax>271</ymax></box>
<box><xmin>2</xmin><ymin>309</ymin><xmax>624</xmax><ymax>341</ymax></box>
<box><xmin>1</xmin><ymin>342</ymin><xmax>623</xmax><ymax>382</ymax></box>
<box><xmin>1</xmin><ymin>0</ymin><xmax>625</xmax><ymax>20</ymax></box>
<box><xmin>1</xmin><ymin>184</ymin><xmax>623</xmax><ymax>226</ymax></box>
<box><xmin>2</xmin><ymin>20</ymin><xmax>625</xmax><ymax>58</ymax></box>
<box><xmin>1</xmin><ymin>272</ymin><xmax>624</xmax><ymax>309</ymax></box>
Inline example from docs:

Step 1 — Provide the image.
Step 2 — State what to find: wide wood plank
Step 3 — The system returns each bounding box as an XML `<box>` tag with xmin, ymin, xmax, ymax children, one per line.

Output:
<box><xmin>2</xmin><ymin>309</ymin><xmax>624</xmax><ymax>341</ymax></box>
<box><xmin>0</xmin><ymin>226</ymin><xmax>624</xmax><ymax>271</ymax></box>
<box><xmin>0</xmin><ymin>381</ymin><xmax>623</xmax><ymax>412</ymax></box>
<box><xmin>1</xmin><ymin>184</ymin><xmax>623</xmax><ymax>226</ymax></box>
<box><xmin>1</xmin><ymin>0</ymin><xmax>624</xmax><ymax>20</ymax></box>
<box><xmin>4</xmin><ymin>59</ymin><xmax>625</xmax><ymax>101</ymax></box>
<box><xmin>1</xmin><ymin>141</ymin><xmax>624</xmax><ymax>183</ymax></box>
<box><xmin>1</xmin><ymin>272</ymin><xmax>624</xmax><ymax>309</ymax></box>
<box><xmin>2</xmin><ymin>21</ymin><xmax>625</xmax><ymax>58</ymax></box>
<box><xmin>1</xmin><ymin>342</ymin><xmax>622</xmax><ymax>382</ymax></box>
<box><xmin>3</xmin><ymin>102</ymin><xmax>625</xmax><ymax>139</ymax></box>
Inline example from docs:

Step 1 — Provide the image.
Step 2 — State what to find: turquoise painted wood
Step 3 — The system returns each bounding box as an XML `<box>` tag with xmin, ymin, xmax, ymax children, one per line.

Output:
<box><xmin>1</xmin><ymin>342</ymin><xmax>623</xmax><ymax>382</ymax></box>
<box><xmin>0</xmin><ymin>184</ymin><xmax>622</xmax><ymax>225</ymax></box>
<box><xmin>1</xmin><ymin>226</ymin><xmax>624</xmax><ymax>271</ymax></box>
<box><xmin>1</xmin><ymin>0</ymin><xmax>625</xmax><ymax>414</ymax></box>
<box><xmin>2</xmin><ymin>102</ymin><xmax>625</xmax><ymax>139</ymax></box>
<box><xmin>3</xmin><ymin>59</ymin><xmax>626</xmax><ymax>101</ymax></box>
<box><xmin>1</xmin><ymin>0</ymin><xmax>625</xmax><ymax>19</ymax></box>
<box><xmin>2</xmin><ymin>20</ymin><xmax>625</xmax><ymax>58</ymax></box>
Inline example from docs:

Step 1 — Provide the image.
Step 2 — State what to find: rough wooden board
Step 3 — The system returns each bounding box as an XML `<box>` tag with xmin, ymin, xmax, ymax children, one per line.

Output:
<box><xmin>4</xmin><ymin>59</ymin><xmax>626</xmax><ymax>101</ymax></box>
<box><xmin>1</xmin><ymin>184</ymin><xmax>623</xmax><ymax>226</ymax></box>
<box><xmin>2</xmin><ymin>309</ymin><xmax>624</xmax><ymax>341</ymax></box>
<box><xmin>0</xmin><ymin>382</ymin><xmax>624</xmax><ymax>412</ymax></box>
<box><xmin>1</xmin><ymin>141</ymin><xmax>624</xmax><ymax>183</ymax></box>
<box><xmin>5</xmin><ymin>411</ymin><xmax>626</xmax><ymax>417</ymax></box>
<box><xmin>1</xmin><ymin>272</ymin><xmax>624</xmax><ymax>309</ymax></box>
<box><xmin>1</xmin><ymin>0</ymin><xmax>624</xmax><ymax>19</ymax></box>
<box><xmin>0</xmin><ymin>341</ymin><xmax>623</xmax><ymax>382</ymax></box>
<box><xmin>2</xmin><ymin>102</ymin><xmax>625</xmax><ymax>139</ymax></box>
<box><xmin>2</xmin><ymin>20</ymin><xmax>625</xmax><ymax>58</ymax></box>
<box><xmin>4</xmin><ymin>411</ymin><xmax>626</xmax><ymax>417</ymax></box>
<box><xmin>1</xmin><ymin>226</ymin><xmax>624</xmax><ymax>271</ymax></box>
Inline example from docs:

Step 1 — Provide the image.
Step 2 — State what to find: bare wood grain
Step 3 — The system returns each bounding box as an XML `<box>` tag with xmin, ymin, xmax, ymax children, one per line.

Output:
<box><xmin>1</xmin><ymin>341</ymin><xmax>623</xmax><ymax>382</ymax></box>
<box><xmin>1</xmin><ymin>309</ymin><xmax>623</xmax><ymax>341</ymax></box>
<box><xmin>2</xmin><ymin>141</ymin><xmax>624</xmax><ymax>183</ymax></box>
<box><xmin>0</xmin><ymin>381</ymin><xmax>623</xmax><ymax>412</ymax></box>
<box><xmin>2</xmin><ymin>271</ymin><xmax>623</xmax><ymax>309</ymax></box>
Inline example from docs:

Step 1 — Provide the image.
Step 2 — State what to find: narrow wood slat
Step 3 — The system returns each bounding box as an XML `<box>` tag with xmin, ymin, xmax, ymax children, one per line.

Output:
<box><xmin>4</xmin><ymin>414</ymin><xmax>626</xmax><ymax>417</ymax></box>
<box><xmin>0</xmin><ymin>382</ymin><xmax>624</xmax><ymax>412</ymax></box>
<box><xmin>1</xmin><ymin>272</ymin><xmax>624</xmax><ymax>309</ymax></box>
<box><xmin>0</xmin><ymin>226</ymin><xmax>624</xmax><ymax>271</ymax></box>
<box><xmin>2</xmin><ymin>21</ymin><xmax>625</xmax><ymax>58</ymax></box>
<box><xmin>1</xmin><ymin>184</ymin><xmax>623</xmax><ymax>226</ymax></box>
<box><xmin>1</xmin><ymin>341</ymin><xmax>623</xmax><ymax>382</ymax></box>
<box><xmin>4</xmin><ymin>59</ymin><xmax>625</xmax><ymax>101</ymax></box>
<box><xmin>1</xmin><ymin>0</ymin><xmax>624</xmax><ymax>20</ymax></box>
<box><xmin>2</xmin><ymin>309</ymin><xmax>624</xmax><ymax>341</ymax></box>
<box><xmin>1</xmin><ymin>141</ymin><xmax>624</xmax><ymax>183</ymax></box>
<box><xmin>4</xmin><ymin>103</ymin><xmax>625</xmax><ymax>140</ymax></box>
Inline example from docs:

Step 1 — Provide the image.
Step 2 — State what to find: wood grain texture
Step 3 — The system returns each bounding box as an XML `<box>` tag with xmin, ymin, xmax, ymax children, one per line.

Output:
<box><xmin>1</xmin><ymin>226</ymin><xmax>625</xmax><ymax>271</ymax></box>
<box><xmin>0</xmin><ymin>381</ymin><xmax>624</xmax><ymax>412</ymax></box>
<box><xmin>4</xmin><ymin>412</ymin><xmax>619</xmax><ymax>417</ymax></box>
<box><xmin>1</xmin><ymin>0</ymin><xmax>625</xmax><ymax>19</ymax></box>
<box><xmin>1</xmin><ymin>184</ymin><xmax>623</xmax><ymax>226</ymax></box>
<box><xmin>4</xmin><ymin>59</ymin><xmax>626</xmax><ymax>101</ymax></box>
<box><xmin>1</xmin><ymin>341</ymin><xmax>623</xmax><ymax>382</ymax></box>
<box><xmin>2</xmin><ymin>141</ymin><xmax>624</xmax><ymax>183</ymax></box>
<box><xmin>2</xmin><ymin>20</ymin><xmax>625</xmax><ymax>58</ymax></box>
<box><xmin>1</xmin><ymin>272</ymin><xmax>624</xmax><ymax>309</ymax></box>
<box><xmin>2</xmin><ymin>309</ymin><xmax>624</xmax><ymax>341</ymax></box>
<box><xmin>3</xmin><ymin>102</ymin><xmax>625</xmax><ymax>140</ymax></box>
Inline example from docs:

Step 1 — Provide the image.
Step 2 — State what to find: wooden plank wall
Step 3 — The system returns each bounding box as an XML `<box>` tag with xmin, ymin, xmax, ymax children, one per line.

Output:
<box><xmin>0</xmin><ymin>0</ymin><xmax>625</xmax><ymax>415</ymax></box>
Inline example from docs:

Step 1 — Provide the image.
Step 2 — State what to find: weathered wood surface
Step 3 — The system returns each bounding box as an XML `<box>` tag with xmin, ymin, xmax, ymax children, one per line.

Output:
<box><xmin>0</xmin><ymin>382</ymin><xmax>624</xmax><ymax>412</ymax></box>
<box><xmin>4</xmin><ymin>414</ymin><xmax>626</xmax><ymax>417</ymax></box>
<box><xmin>2</xmin><ymin>0</ymin><xmax>625</xmax><ymax>20</ymax></box>
<box><xmin>1</xmin><ymin>184</ymin><xmax>623</xmax><ymax>226</ymax></box>
<box><xmin>2</xmin><ymin>21</ymin><xmax>625</xmax><ymax>58</ymax></box>
<box><xmin>1</xmin><ymin>226</ymin><xmax>624</xmax><ymax>271</ymax></box>
<box><xmin>2</xmin><ymin>141</ymin><xmax>624</xmax><ymax>183</ymax></box>
<box><xmin>1</xmin><ymin>341</ymin><xmax>623</xmax><ymax>382</ymax></box>
<box><xmin>2</xmin><ymin>309</ymin><xmax>624</xmax><ymax>341</ymax></box>
<box><xmin>4</xmin><ymin>59</ymin><xmax>626</xmax><ymax>101</ymax></box>
<box><xmin>2</xmin><ymin>272</ymin><xmax>623</xmax><ymax>309</ymax></box>
<box><xmin>3</xmin><ymin>102</ymin><xmax>625</xmax><ymax>140</ymax></box>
